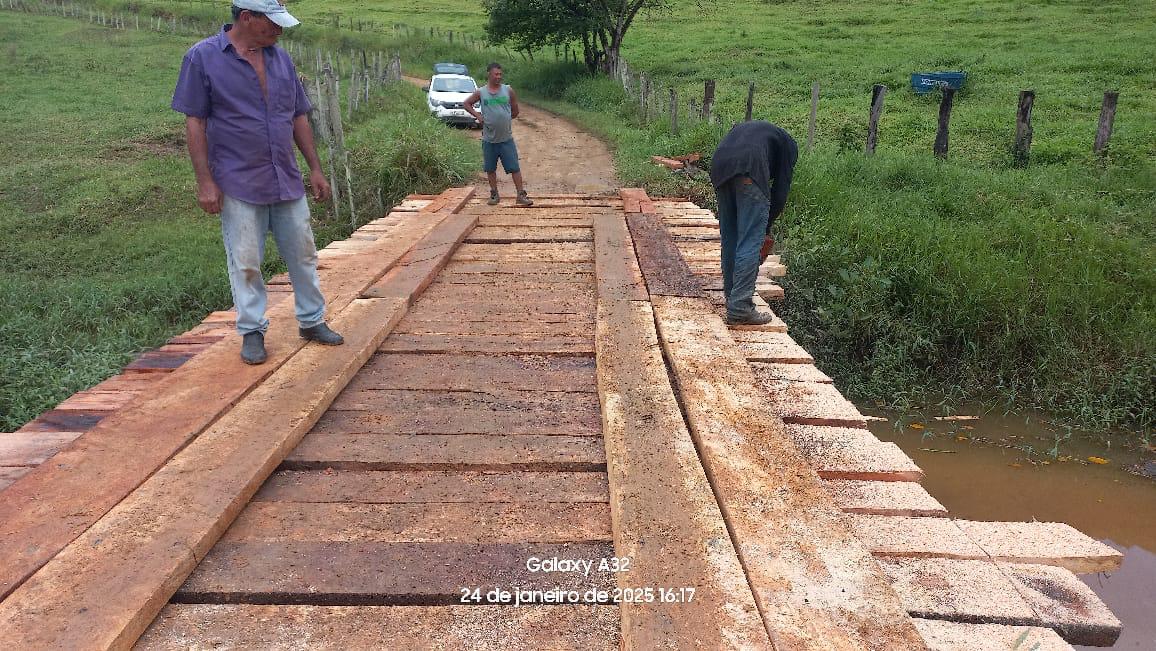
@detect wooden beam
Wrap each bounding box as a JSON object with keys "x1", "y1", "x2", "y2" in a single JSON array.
[
  {"x1": 592, "y1": 214, "x2": 770, "y2": 648},
  {"x1": 651, "y1": 294, "x2": 926, "y2": 650}
]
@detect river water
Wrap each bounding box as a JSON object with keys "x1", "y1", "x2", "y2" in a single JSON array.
[{"x1": 866, "y1": 411, "x2": 1155, "y2": 650}]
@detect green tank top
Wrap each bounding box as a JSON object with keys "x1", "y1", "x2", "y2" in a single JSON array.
[{"x1": 480, "y1": 84, "x2": 513, "y2": 143}]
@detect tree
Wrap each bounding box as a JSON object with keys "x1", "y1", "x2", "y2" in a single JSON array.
[{"x1": 484, "y1": 0, "x2": 670, "y2": 74}]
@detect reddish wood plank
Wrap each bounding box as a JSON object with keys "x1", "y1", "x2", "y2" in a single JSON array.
[
  {"x1": 175, "y1": 541, "x2": 616, "y2": 604},
  {"x1": 379, "y1": 333, "x2": 594, "y2": 355},
  {"x1": 221, "y1": 502, "x2": 611, "y2": 543},
  {"x1": 287, "y1": 434, "x2": 606, "y2": 471},
  {"x1": 254, "y1": 470, "x2": 609, "y2": 503},
  {"x1": 138, "y1": 604, "x2": 620, "y2": 650},
  {"x1": 0, "y1": 432, "x2": 84, "y2": 466},
  {"x1": 349, "y1": 353, "x2": 596, "y2": 393}
]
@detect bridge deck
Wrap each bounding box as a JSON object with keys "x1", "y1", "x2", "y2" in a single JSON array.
[{"x1": 0, "y1": 189, "x2": 1120, "y2": 650}]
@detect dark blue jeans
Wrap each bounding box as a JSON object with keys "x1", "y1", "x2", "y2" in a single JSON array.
[{"x1": 715, "y1": 177, "x2": 769, "y2": 318}]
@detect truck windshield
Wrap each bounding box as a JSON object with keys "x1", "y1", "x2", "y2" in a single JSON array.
[{"x1": 431, "y1": 78, "x2": 476, "y2": 93}]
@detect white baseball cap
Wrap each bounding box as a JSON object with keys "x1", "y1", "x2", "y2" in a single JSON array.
[{"x1": 232, "y1": 0, "x2": 300, "y2": 28}]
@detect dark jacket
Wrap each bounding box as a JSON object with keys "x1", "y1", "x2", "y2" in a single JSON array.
[{"x1": 709, "y1": 121, "x2": 798, "y2": 223}]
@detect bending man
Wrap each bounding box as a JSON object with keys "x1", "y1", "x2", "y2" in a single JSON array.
[
  {"x1": 172, "y1": 0, "x2": 343, "y2": 365},
  {"x1": 709, "y1": 120, "x2": 798, "y2": 325}
]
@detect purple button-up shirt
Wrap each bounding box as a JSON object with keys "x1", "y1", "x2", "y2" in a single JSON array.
[{"x1": 172, "y1": 25, "x2": 312, "y2": 205}]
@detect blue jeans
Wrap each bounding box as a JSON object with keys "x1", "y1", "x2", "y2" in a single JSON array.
[
  {"x1": 220, "y1": 195, "x2": 326, "y2": 335},
  {"x1": 482, "y1": 139, "x2": 520, "y2": 173},
  {"x1": 715, "y1": 177, "x2": 769, "y2": 318}
]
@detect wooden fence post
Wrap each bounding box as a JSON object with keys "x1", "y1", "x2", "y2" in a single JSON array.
[
  {"x1": 310, "y1": 73, "x2": 340, "y2": 221},
  {"x1": 1013, "y1": 90, "x2": 1035, "y2": 165},
  {"x1": 640, "y1": 74, "x2": 650, "y2": 122},
  {"x1": 670, "y1": 87, "x2": 679, "y2": 135},
  {"x1": 1093, "y1": 91, "x2": 1118, "y2": 154},
  {"x1": 934, "y1": 87, "x2": 955, "y2": 159},
  {"x1": 745, "y1": 83, "x2": 755, "y2": 121},
  {"x1": 866, "y1": 84, "x2": 887, "y2": 154},
  {"x1": 807, "y1": 82, "x2": 819, "y2": 151},
  {"x1": 702, "y1": 79, "x2": 715, "y2": 122},
  {"x1": 323, "y1": 65, "x2": 356, "y2": 226}
]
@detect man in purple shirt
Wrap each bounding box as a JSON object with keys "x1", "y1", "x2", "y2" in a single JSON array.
[{"x1": 172, "y1": 0, "x2": 343, "y2": 365}]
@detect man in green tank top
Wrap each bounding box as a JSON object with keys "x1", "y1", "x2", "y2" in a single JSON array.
[{"x1": 464, "y1": 63, "x2": 533, "y2": 206}]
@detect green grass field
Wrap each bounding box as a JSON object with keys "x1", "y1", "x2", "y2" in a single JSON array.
[
  {"x1": 0, "y1": 11, "x2": 474, "y2": 430},
  {"x1": 8, "y1": 1, "x2": 1155, "y2": 434}
]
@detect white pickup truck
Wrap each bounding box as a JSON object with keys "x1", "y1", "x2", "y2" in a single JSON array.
[{"x1": 426, "y1": 74, "x2": 480, "y2": 127}]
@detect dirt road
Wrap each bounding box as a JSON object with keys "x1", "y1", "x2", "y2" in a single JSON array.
[{"x1": 408, "y1": 77, "x2": 619, "y2": 197}]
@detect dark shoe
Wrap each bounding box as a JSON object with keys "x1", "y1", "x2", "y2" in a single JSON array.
[
  {"x1": 515, "y1": 191, "x2": 534, "y2": 206},
  {"x1": 487, "y1": 190, "x2": 500, "y2": 206},
  {"x1": 241, "y1": 332, "x2": 267, "y2": 365},
  {"x1": 299, "y1": 322, "x2": 345, "y2": 345},
  {"x1": 726, "y1": 310, "x2": 775, "y2": 326}
]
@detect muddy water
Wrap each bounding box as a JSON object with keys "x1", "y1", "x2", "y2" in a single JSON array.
[{"x1": 866, "y1": 412, "x2": 1156, "y2": 650}]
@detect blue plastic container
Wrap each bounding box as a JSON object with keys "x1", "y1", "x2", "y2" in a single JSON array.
[{"x1": 911, "y1": 71, "x2": 967, "y2": 94}]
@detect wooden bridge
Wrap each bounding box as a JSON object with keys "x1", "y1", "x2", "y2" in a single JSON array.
[{"x1": 0, "y1": 188, "x2": 1123, "y2": 649}]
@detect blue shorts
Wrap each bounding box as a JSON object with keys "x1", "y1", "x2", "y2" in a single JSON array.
[{"x1": 482, "y1": 139, "x2": 520, "y2": 174}]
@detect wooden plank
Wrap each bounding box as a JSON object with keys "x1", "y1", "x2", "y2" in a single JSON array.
[
  {"x1": 879, "y1": 557, "x2": 1039, "y2": 626},
  {"x1": 419, "y1": 284, "x2": 595, "y2": 302},
  {"x1": 467, "y1": 226, "x2": 592, "y2": 242},
  {"x1": 15, "y1": 408, "x2": 105, "y2": 432},
  {"x1": 54, "y1": 391, "x2": 140, "y2": 412},
  {"x1": 787, "y1": 424, "x2": 925, "y2": 481},
  {"x1": 750, "y1": 361, "x2": 832, "y2": 384},
  {"x1": 759, "y1": 378, "x2": 868, "y2": 427},
  {"x1": 138, "y1": 604, "x2": 620, "y2": 649},
  {"x1": 0, "y1": 467, "x2": 31, "y2": 491},
  {"x1": 650, "y1": 295, "x2": 926, "y2": 649},
  {"x1": 911, "y1": 619, "x2": 1071, "y2": 651},
  {"x1": 0, "y1": 189, "x2": 472, "y2": 602},
  {"x1": 359, "y1": 212, "x2": 479, "y2": 305},
  {"x1": 998, "y1": 562, "x2": 1121, "y2": 646},
  {"x1": 454, "y1": 242, "x2": 594, "y2": 261},
  {"x1": 955, "y1": 521, "x2": 1123, "y2": 574},
  {"x1": 737, "y1": 333, "x2": 814, "y2": 364},
  {"x1": 379, "y1": 333, "x2": 594, "y2": 355},
  {"x1": 477, "y1": 216, "x2": 593, "y2": 227},
  {"x1": 287, "y1": 433, "x2": 606, "y2": 471},
  {"x1": 349, "y1": 353, "x2": 596, "y2": 393},
  {"x1": 255, "y1": 470, "x2": 608, "y2": 503},
  {"x1": 444, "y1": 260, "x2": 596, "y2": 274},
  {"x1": 0, "y1": 431, "x2": 83, "y2": 466},
  {"x1": 175, "y1": 541, "x2": 616, "y2": 604},
  {"x1": 593, "y1": 217, "x2": 769, "y2": 646},
  {"x1": 325, "y1": 393, "x2": 596, "y2": 432},
  {"x1": 822, "y1": 479, "x2": 947, "y2": 516},
  {"x1": 846, "y1": 514, "x2": 988, "y2": 559},
  {"x1": 881, "y1": 558, "x2": 1121, "y2": 647},
  {"x1": 438, "y1": 270, "x2": 595, "y2": 284},
  {"x1": 591, "y1": 213, "x2": 648, "y2": 301},
  {"x1": 221, "y1": 502, "x2": 611, "y2": 543},
  {"x1": 393, "y1": 318, "x2": 593, "y2": 337},
  {"x1": 624, "y1": 212, "x2": 705, "y2": 298}
]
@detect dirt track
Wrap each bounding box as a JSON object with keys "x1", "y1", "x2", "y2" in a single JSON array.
[{"x1": 407, "y1": 77, "x2": 619, "y2": 197}]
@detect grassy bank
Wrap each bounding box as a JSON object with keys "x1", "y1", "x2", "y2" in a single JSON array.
[
  {"x1": 0, "y1": 12, "x2": 474, "y2": 430},
  {"x1": 517, "y1": 71, "x2": 1154, "y2": 434}
]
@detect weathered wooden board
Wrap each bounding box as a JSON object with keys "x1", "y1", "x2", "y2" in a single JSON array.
[
  {"x1": 379, "y1": 334, "x2": 594, "y2": 355},
  {"x1": 624, "y1": 212, "x2": 705, "y2": 298},
  {"x1": 286, "y1": 433, "x2": 606, "y2": 471},
  {"x1": 955, "y1": 521, "x2": 1123, "y2": 574},
  {"x1": 787, "y1": 424, "x2": 924, "y2": 481},
  {"x1": 175, "y1": 541, "x2": 616, "y2": 604},
  {"x1": 593, "y1": 214, "x2": 769, "y2": 648},
  {"x1": 0, "y1": 431, "x2": 84, "y2": 467},
  {"x1": 911, "y1": 619, "x2": 1072, "y2": 651},
  {"x1": 138, "y1": 604, "x2": 620, "y2": 649},
  {"x1": 349, "y1": 353, "x2": 596, "y2": 393},
  {"x1": 758, "y1": 378, "x2": 868, "y2": 427},
  {"x1": 219, "y1": 502, "x2": 611, "y2": 544},
  {"x1": 650, "y1": 295, "x2": 926, "y2": 650},
  {"x1": 254, "y1": 470, "x2": 608, "y2": 504},
  {"x1": 822, "y1": 479, "x2": 947, "y2": 516}
]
